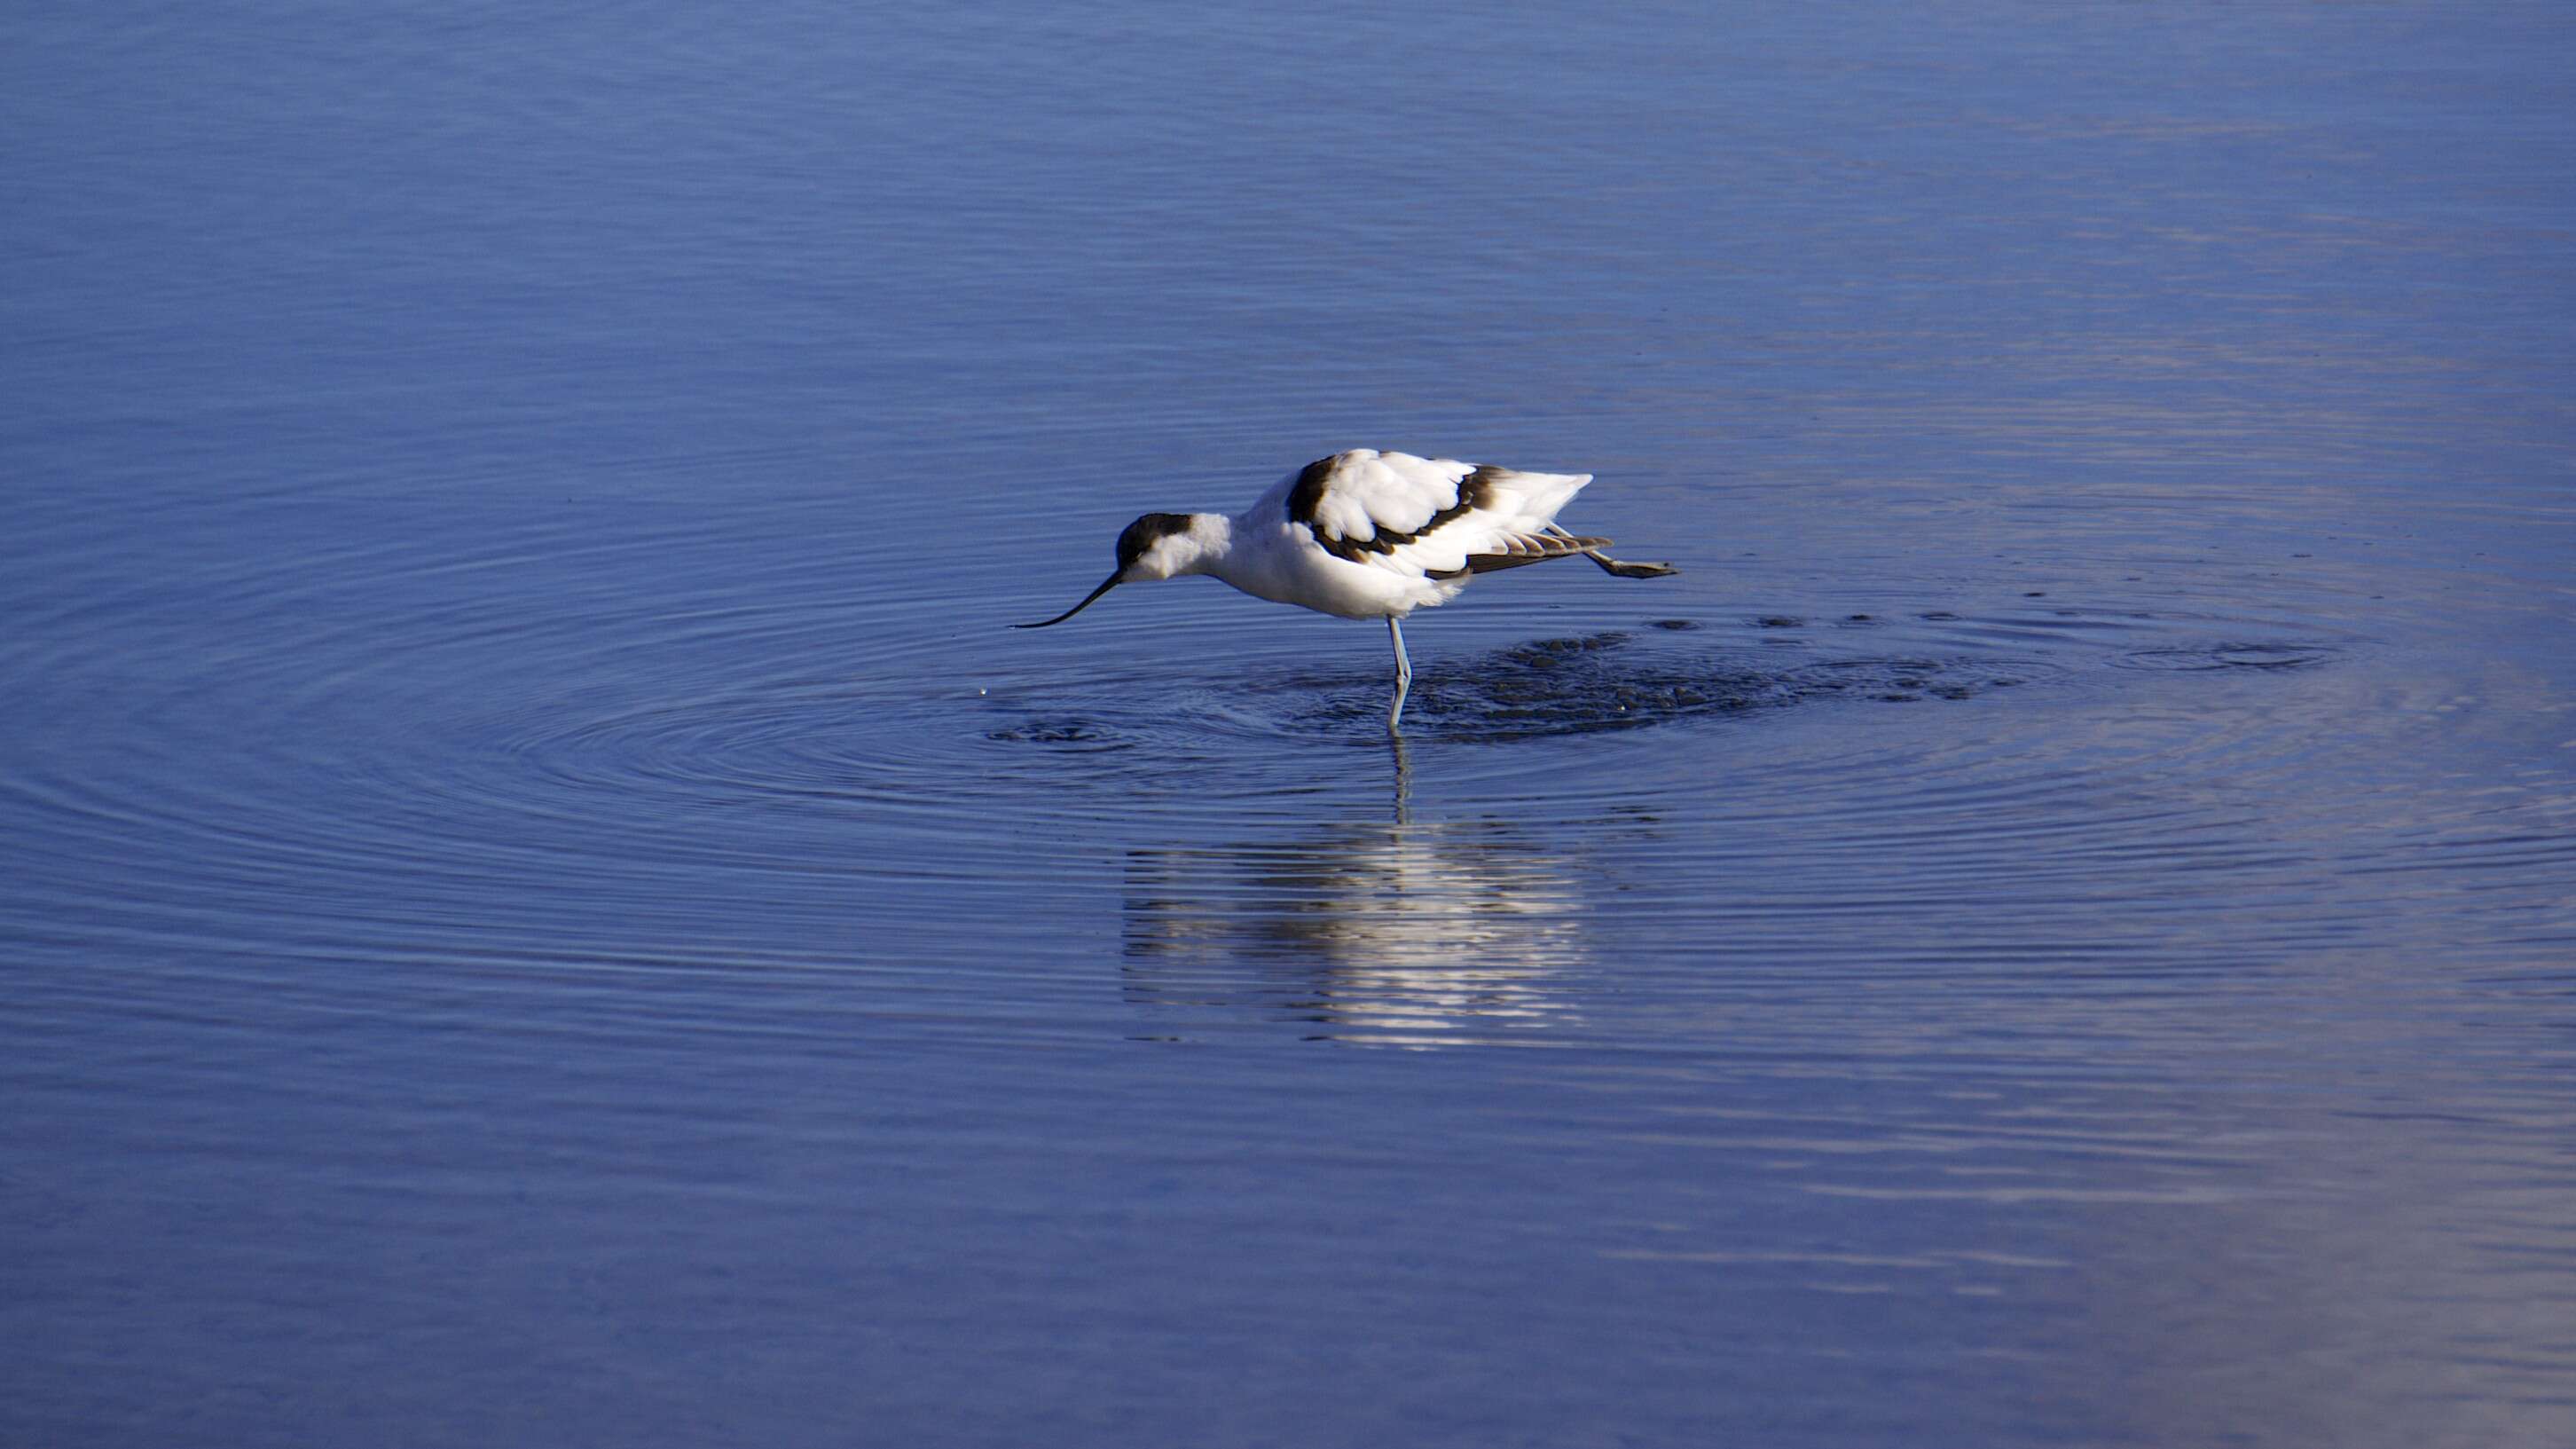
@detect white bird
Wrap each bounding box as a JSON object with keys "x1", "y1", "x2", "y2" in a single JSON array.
[{"x1": 1014, "y1": 448, "x2": 1677, "y2": 731}]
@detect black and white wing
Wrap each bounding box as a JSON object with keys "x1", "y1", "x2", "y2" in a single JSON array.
[{"x1": 1277, "y1": 449, "x2": 1606, "y2": 578}]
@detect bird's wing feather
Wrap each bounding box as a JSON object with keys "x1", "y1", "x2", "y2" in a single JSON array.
[
  {"x1": 1290, "y1": 451, "x2": 1473, "y2": 541},
  {"x1": 1285, "y1": 450, "x2": 1596, "y2": 576}
]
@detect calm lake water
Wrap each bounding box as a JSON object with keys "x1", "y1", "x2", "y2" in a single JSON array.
[{"x1": 7, "y1": 3, "x2": 2573, "y2": 1445}]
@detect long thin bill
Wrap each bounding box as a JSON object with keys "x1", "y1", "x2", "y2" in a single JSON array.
[{"x1": 1010, "y1": 573, "x2": 1121, "y2": 628}]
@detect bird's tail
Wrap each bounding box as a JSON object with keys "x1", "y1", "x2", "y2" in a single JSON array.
[{"x1": 1472, "y1": 467, "x2": 1593, "y2": 530}]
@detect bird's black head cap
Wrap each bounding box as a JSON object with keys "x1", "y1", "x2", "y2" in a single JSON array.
[{"x1": 1117, "y1": 512, "x2": 1197, "y2": 570}]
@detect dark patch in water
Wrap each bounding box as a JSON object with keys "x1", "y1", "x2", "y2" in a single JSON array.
[
  {"x1": 1002, "y1": 623, "x2": 2329, "y2": 747},
  {"x1": 1755, "y1": 615, "x2": 1805, "y2": 629},
  {"x1": 1781, "y1": 657, "x2": 2005, "y2": 711},
  {"x1": 2114, "y1": 643, "x2": 2339, "y2": 673},
  {"x1": 1273, "y1": 634, "x2": 2046, "y2": 742},
  {"x1": 1650, "y1": 618, "x2": 1700, "y2": 632},
  {"x1": 989, "y1": 718, "x2": 1135, "y2": 749},
  {"x1": 1496, "y1": 632, "x2": 1630, "y2": 669}
]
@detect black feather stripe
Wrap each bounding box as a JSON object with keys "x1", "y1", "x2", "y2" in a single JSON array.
[{"x1": 1284, "y1": 455, "x2": 1339, "y2": 530}]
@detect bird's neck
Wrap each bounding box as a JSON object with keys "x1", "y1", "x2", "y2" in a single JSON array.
[{"x1": 1167, "y1": 512, "x2": 1236, "y2": 578}]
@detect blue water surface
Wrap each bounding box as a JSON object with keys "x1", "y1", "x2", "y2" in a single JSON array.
[{"x1": 5, "y1": 4, "x2": 2573, "y2": 1445}]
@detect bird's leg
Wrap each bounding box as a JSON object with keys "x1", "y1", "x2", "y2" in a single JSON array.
[
  {"x1": 1545, "y1": 524, "x2": 1678, "y2": 579},
  {"x1": 1386, "y1": 615, "x2": 1412, "y2": 734},
  {"x1": 1388, "y1": 732, "x2": 1413, "y2": 826}
]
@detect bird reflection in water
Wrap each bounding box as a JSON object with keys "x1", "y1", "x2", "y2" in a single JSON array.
[{"x1": 1119, "y1": 739, "x2": 1590, "y2": 1045}]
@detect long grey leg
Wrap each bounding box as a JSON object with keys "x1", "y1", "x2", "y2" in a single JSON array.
[
  {"x1": 1545, "y1": 524, "x2": 1677, "y2": 579},
  {"x1": 1386, "y1": 615, "x2": 1412, "y2": 733},
  {"x1": 1388, "y1": 732, "x2": 1412, "y2": 824}
]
